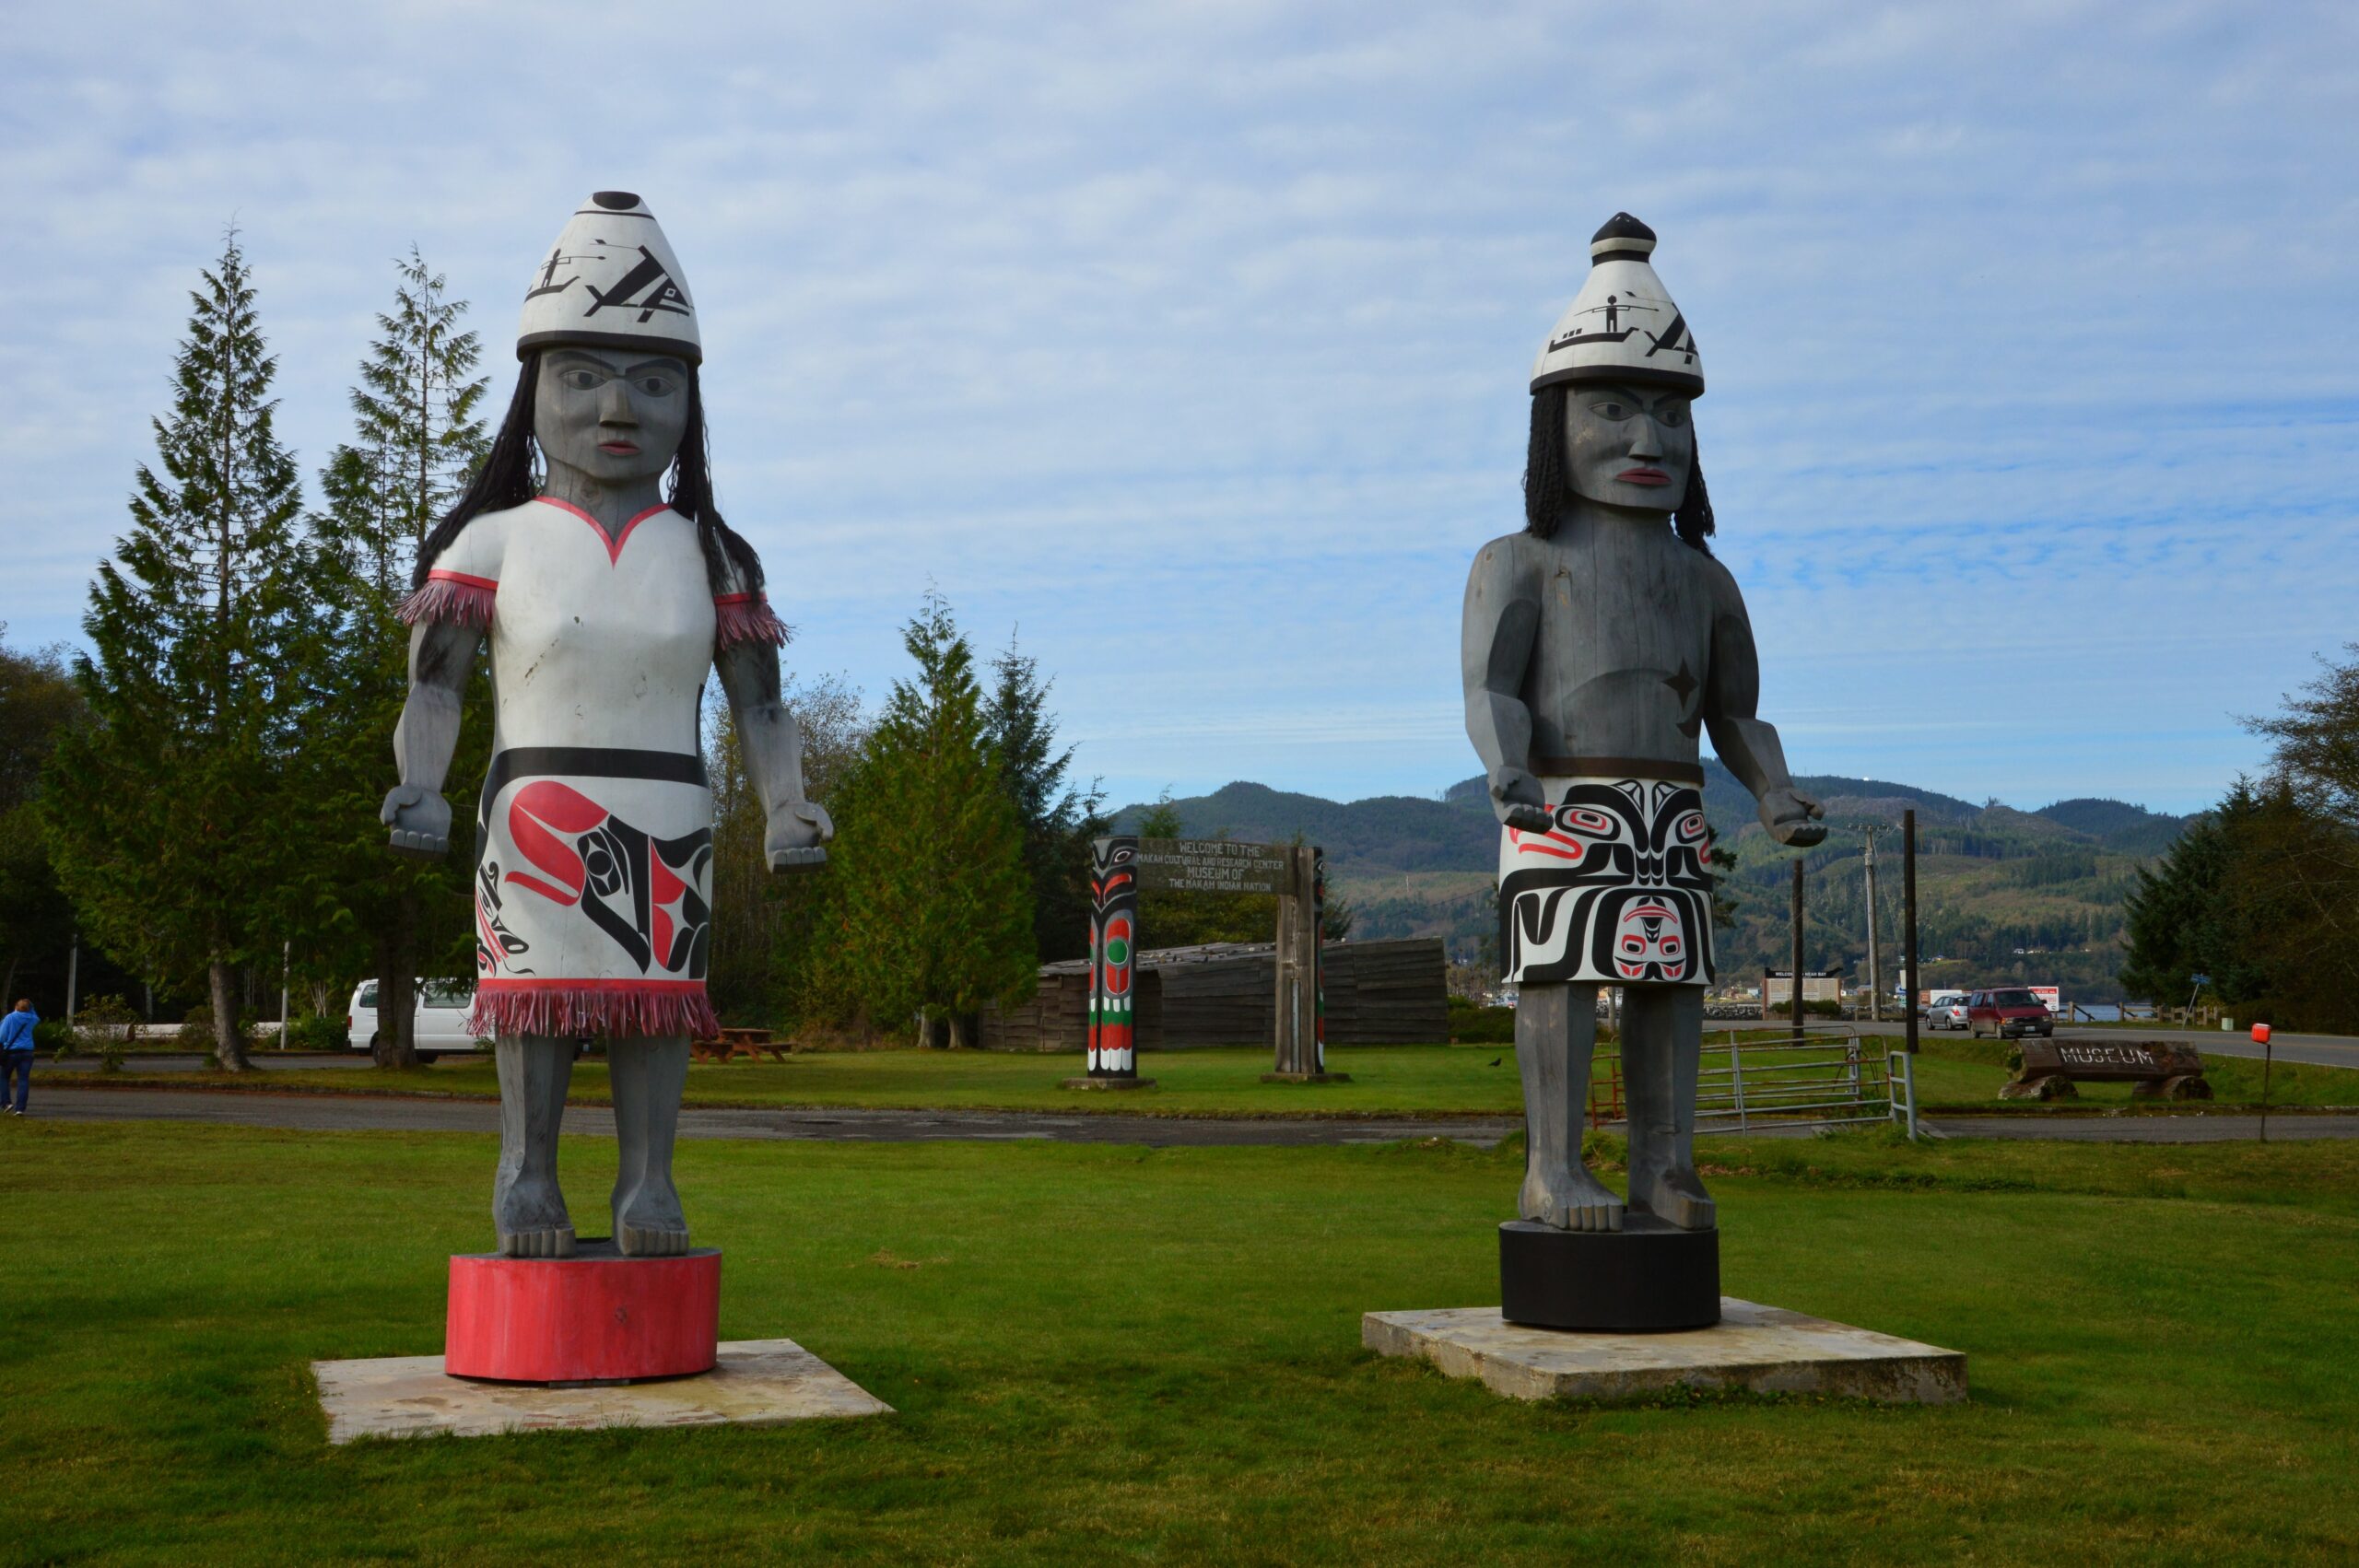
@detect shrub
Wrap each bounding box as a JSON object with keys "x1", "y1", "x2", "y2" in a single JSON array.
[
  {"x1": 35, "y1": 1019, "x2": 73, "y2": 1053},
  {"x1": 285, "y1": 1012, "x2": 348, "y2": 1051},
  {"x1": 1448, "y1": 1005, "x2": 1517, "y2": 1044},
  {"x1": 74, "y1": 993, "x2": 139, "y2": 1073}
]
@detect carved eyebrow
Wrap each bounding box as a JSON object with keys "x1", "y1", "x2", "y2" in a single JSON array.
[{"x1": 543, "y1": 348, "x2": 686, "y2": 377}]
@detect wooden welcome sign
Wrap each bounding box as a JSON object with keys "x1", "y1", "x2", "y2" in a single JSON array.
[{"x1": 1083, "y1": 837, "x2": 1333, "y2": 1087}]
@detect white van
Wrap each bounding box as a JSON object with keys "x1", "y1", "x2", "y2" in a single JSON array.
[{"x1": 347, "y1": 979, "x2": 489, "y2": 1061}]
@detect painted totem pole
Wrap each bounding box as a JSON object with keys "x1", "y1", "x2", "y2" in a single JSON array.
[
  {"x1": 1461, "y1": 214, "x2": 1825, "y2": 1329},
  {"x1": 1086, "y1": 837, "x2": 1140, "y2": 1079},
  {"x1": 384, "y1": 193, "x2": 831, "y2": 1320}
]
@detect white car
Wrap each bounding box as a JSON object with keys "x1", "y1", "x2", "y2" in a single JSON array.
[
  {"x1": 1929, "y1": 999, "x2": 1971, "y2": 1031},
  {"x1": 347, "y1": 979, "x2": 489, "y2": 1061}
]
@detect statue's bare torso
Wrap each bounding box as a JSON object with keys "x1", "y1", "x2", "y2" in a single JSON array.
[{"x1": 1463, "y1": 519, "x2": 1739, "y2": 770}]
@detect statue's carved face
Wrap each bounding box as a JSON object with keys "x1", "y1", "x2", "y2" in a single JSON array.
[
  {"x1": 534, "y1": 347, "x2": 691, "y2": 486},
  {"x1": 1563, "y1": 381, "x2": 1693, "y2": 513}
]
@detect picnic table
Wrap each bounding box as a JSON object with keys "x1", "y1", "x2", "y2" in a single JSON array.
[{"x1": 690, "y1": 1026, "x2": 792, "y2": 1064}]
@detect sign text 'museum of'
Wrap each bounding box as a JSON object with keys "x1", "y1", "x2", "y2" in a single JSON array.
[{"x1": 1133, "y1": 838, "x2": 1293, "y2": 895}]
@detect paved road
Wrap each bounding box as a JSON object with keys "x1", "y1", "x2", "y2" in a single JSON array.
[
  {"x1": 24, "y1": 1088, "x2": 1524, "y2": 1148},
  {"x1": 22, "y1": 1088, "x2": 2359, "y2": 1146},
  {"x1": 59, "y1": 1028, "x2": 2359, "y2": 1077},
  {"x1": 1922, "y1": 1113, "x2": 2359, "y2": 1141},
  {"x1": 47, "y1": 1053, "x2": 376, "y2": 1073}
]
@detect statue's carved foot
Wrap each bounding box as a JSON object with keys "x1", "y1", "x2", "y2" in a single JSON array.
[
  {"x1": 1521, "y1": 1166, "x2": 1624, "y2": 1232},
  {"x1": 498, "y1": 1224, "x2": 578, "y2": 1258},
  {"x1": 1631, "y1": 1167, "x2": 1716, "y2": 1231},
  {"x1": 614, "y1": 1176, "x2": 688, "y2": 1257},
  {"x1": 496, "y1": 1174, "x2": 575, "y2": 1258}
]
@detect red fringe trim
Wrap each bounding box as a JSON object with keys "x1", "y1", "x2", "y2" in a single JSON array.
[
  {"x1": 398, "y1": 576, "x2": 498, "y2": 628},
  {"x1": 469, "y1": 986, "x2": 721, "y2": 1041},
  {"x1": 714, "y1": 592, "x2": 789, "y2": 649}
]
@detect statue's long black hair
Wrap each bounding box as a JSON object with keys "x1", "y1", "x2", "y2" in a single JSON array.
[
  {"x1": 1521, "y1": 383, "x2": 1714, "y2": 554},
  {"x1": 413, "y1": 353, "x2": 766, "y2": 594}
]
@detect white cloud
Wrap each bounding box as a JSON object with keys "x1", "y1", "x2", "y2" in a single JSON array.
[{"x1": 5, "y1": 1, "x2": 2354, "y2": 815}]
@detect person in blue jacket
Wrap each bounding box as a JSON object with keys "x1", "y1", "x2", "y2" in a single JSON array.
[{"x1": 1, "y1": 999, "x2": 38, "y2": 1115}]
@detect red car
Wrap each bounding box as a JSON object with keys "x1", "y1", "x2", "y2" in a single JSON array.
[{"x1": 1967, "y1": 988, "x2": 2052, "y2": 1039}]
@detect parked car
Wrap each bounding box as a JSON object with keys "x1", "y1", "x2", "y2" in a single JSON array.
[
  {"x1": 1929, "y1": 998, "x2": 1971, "y2": 1031},
  {"x1": 1967, "y1": 988, "x2": 2053, "y2": 1039},
  {"x1": 347, "y1": 979, "x2": 488, "y2": 1061}
]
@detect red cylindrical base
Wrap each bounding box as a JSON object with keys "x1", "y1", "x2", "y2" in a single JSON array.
[{"x1": 444, "y1": 1244, "x2": 721, "y2": 1383}]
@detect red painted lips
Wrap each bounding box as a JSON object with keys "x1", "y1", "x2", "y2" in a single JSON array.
[{"x1": 1617, "y1": 467, "x2": 1671, "y2": 486}]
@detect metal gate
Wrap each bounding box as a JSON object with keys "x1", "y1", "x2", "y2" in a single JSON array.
[{"x1": 1588, "y1": 1025, "x2": 1918, "y2": 1135}]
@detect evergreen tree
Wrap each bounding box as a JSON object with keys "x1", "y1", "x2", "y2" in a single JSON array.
[
  {"x1": 2118, "y1": 787, "x2": 2271, "y2": 1009},
  {"x1": 0, "y1": 636, "x2": 83, "y2": 1000},
  {"x1": 983, "y1": 636, "x2": 1108, "y2": 963},
  {"x1": 44, "y1": 232, "x2": 323, "y2": 1069},
  {"x1": 704, "y1": 673, "x2": 866, "y2": 1025},
  {"x1": 305, "y1": 251, "x2": 490, "y2": 1066},
  {"x1": 814, "y1": 593, "x2": 1034, "y2": 1045}
]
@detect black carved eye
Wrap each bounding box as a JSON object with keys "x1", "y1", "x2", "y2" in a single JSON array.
[
  {"x1": 560, "y1": 367, "x2": 604, "y2": 392},
  {"x1": 582, "y1": 830, "x2": 627, "y2": 897},
  {"x1": 635, "y1": 372, "x2": 677, "y2": 397}
]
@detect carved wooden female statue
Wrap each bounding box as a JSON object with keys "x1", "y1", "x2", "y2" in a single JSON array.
[{"x1": 382, "y1": 193, "x2": 831, "y2": 1258}]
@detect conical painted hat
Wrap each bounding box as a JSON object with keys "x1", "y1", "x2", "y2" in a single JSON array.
[
  {"x1": 516, "y1": 191, "x2": 700, "y2": 365},
  {"x1": 1529, "y1": 214, "x2": 1701, "y2": 397}
]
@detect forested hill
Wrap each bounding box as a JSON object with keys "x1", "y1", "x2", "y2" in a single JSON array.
[{"x1": 1112, "y1": 766, "x2": 2189, "y2": 1001}]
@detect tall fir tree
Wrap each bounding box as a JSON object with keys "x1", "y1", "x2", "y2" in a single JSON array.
[
  {"x1": 813, "y1": 594, "x2": 1034, "y2": 1044},
  {"x1": 45, "y1": 231, "x2": 325, "y2": 1069},
  {"x1": 0, "y1": 636, "x2": 84, "y2": 1003},
  {"x1": 307, "y1": 249, "x2": 491, "y2": 1065},
  {"x1": 983, "y1": 636, "x2": 1107, "y2": 963},
  {"x1": 704, "y1": 673, "x2": 866, "y2": 1025},
  {"x1": 2118, "y1": 786, "x2": 2271, "y2": 1010}
]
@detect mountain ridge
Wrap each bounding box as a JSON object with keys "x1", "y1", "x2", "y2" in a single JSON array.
[{"x1": 1110, "y1": 766, "x2": 2189, "y2": 1000}]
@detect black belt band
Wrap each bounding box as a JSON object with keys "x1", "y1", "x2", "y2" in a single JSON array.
[
  {"x1": 483, "y1": 746, "x2": 709, "y2": 802},
  {"x1": 1531, "y1": 755, "x2": 1706, "y2": 786}
]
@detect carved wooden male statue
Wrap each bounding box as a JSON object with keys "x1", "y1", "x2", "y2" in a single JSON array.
[
  {"x1": 1462, "y1": 214, "x2": 1825, "y2": 1235},
  {"x1": 382, "y1": 193, "x2": 830, "y2": 1258}
]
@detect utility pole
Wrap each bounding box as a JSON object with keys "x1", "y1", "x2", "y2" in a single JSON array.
[
  {"x1": 65, "y1": 932, "x2": 80, "y2": 1030},
  {"x1": 1790, "y1": 859, "x2": 1806, "y2": 1047},
  {"x1": 1903, "y1": 811, "x2": 1920, "y2": 1057},
  {"x1": 1862, "y1": 826, "x2": 1884, "y2": 1024}
]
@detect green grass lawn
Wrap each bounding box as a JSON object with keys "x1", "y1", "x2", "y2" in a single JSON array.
[{"x1": 4, "y1": 1121, "x2": 2356, "y2": 1563}]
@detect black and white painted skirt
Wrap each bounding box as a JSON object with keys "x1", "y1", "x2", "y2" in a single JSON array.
[{"x1": 1497, "y1": 770, "x2": 1715, "y2": 987}]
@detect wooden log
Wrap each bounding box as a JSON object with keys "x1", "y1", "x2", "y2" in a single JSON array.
[{"x1": 2014, "y1": 1038, "x2": 2203, "y2": 1083}]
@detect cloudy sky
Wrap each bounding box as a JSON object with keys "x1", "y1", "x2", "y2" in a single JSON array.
[{"x1": 7, "y1": 2, "x2": 2354, "y2": 815}]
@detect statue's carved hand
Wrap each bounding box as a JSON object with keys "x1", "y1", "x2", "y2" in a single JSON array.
[
  {"x1": 767, "y1": 801, "x2": 835, "y2": 872},
  {"x1": 381, "y1": 785, "x2": 452, "y2": 860},
  {"x1": 1490, "y1": 768, "x2": 1554, "y2": 833},
  {"x1": 1759, "y1": 785, "x2": 1826, "y2": 847}
]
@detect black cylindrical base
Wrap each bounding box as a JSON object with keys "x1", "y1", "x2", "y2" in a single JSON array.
[{"x1": 1499, "y1": 1217, "x2": 1720, "y2": 1331}]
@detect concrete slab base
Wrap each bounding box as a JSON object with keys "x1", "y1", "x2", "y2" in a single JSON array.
[
  {"x1": 1364, "y1": 1298, "x2": 1966, "y2": 1404},
  {"x1": 1261, "y1": 1071, "x2": 1353, "y2": 1083},
  {"x1": 313, "y1": 1337, "x2": 893, "y2": 1444},
  {"x1": 1061, "y1": 1076, "x2": 1157, "y2": 1090}
]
